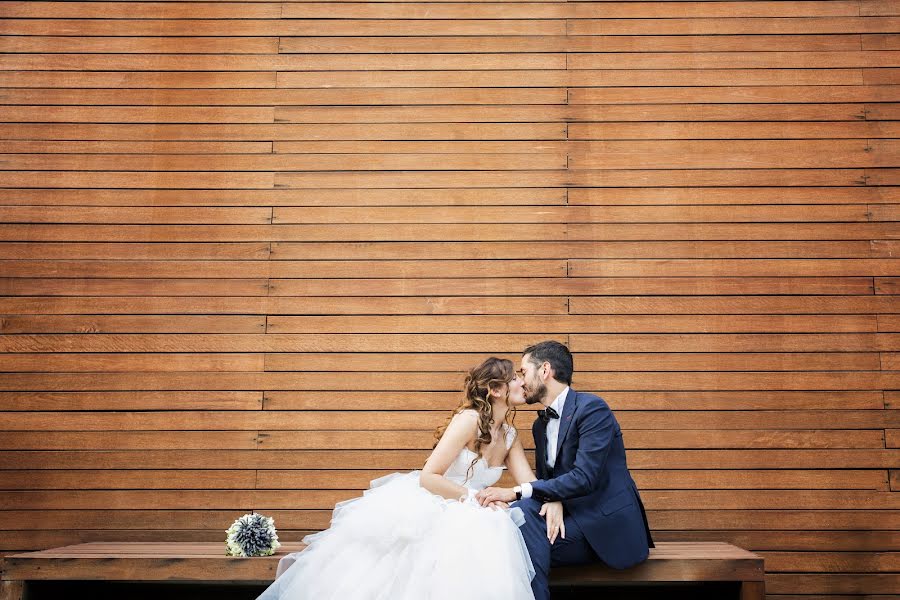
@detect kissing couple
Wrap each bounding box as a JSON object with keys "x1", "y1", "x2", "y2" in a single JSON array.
[{"x1": 257, "y1": 340, "x2": 655, "y2": 600}]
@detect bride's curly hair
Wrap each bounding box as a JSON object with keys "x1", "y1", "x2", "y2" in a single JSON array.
[{"x1": 433, "y1": 357, "x2": 518, "y2": 482}]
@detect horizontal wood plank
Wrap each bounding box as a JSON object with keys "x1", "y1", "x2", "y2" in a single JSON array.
[
  {"x1": 3, "y1": 509, "x2": 896, "y2": 532},
  {"x1": 0, "y1": 351, "x2": 880, "y2": 372},
  {"x1": 0, "y1": 489, "x2": 896, "y2": 510},
  {"x1": 0, "y1": 332, "x2": 889, "y2": 353},
  {"x1": 0, "y1": 449, "x2": 896, "y2": 470},
  {"x1": 0, "y1": 468, "x2": 886, "y2": 490},
  {"x1": 1, "y1": 410, "x2": 892, "y2": 431},
  {"x1": 0, "y1": 389, "x2": 881, "y2": 411}
]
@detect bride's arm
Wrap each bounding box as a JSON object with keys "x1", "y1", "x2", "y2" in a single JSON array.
[
  {"x1": 505, "y1": 435, "x2": 537, "y2": 485},
  {"x1": 419, "y1": 410, "x2": 478, "y2": 501}
]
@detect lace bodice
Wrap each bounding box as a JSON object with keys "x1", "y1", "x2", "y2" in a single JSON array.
[{"x1": 443, "y1": 424, "x2": 517, "y2": 490}]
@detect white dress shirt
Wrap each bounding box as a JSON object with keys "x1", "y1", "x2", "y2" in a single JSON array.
[{"x1": 520, "y1": 386, "x2": 569, "y2": 500}]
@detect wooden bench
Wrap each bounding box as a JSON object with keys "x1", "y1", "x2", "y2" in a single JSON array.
[{"x1": 1, "y1": 541, "x2": 764, "y2": 599}]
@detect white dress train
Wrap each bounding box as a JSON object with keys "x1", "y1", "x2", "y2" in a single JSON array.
[{"x1": 256, "y1": 424, "x2": 536, "y2": 600}]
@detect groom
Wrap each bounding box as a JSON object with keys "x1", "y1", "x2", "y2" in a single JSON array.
[{"x1": 477, "y1": 340, "x2": 654, "y2": 600}]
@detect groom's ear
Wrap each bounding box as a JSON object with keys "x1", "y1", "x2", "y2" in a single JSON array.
[{"x1": 541, "y1": 361, "x2": 554, "y2": 381}]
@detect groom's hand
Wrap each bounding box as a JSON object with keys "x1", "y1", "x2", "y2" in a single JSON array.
[
  {"x1": 540, "y1": 501, "x2": 566, "y2": 544},
  {"x1": 476, "y1": 486, "x2": 516, "y2": 506}
]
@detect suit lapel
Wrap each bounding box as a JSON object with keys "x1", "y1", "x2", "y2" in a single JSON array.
[{"x1": 555, "y1": 387, "x2": 578, "y2": 452}]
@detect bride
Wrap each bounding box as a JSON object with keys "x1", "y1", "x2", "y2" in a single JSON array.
[{"x1": 256, "y1": 357, "x2": 559, "y2": 600}]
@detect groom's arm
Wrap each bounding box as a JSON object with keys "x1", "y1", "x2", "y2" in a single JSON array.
[{"x1": 527, "y1": 399, "x2": 614, "y2": 502}]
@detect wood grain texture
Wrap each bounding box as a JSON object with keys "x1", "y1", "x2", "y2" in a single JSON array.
[
  {"x1": 0, "y1": 1, "x2": 896, "y2": 597},
  {"x1": 1, "y1": 541, "x2": 763, "y2": 585}
]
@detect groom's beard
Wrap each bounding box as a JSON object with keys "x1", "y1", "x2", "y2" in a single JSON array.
[{"x1": 524, "y1": 380, "x2": 547, "y2": 405}]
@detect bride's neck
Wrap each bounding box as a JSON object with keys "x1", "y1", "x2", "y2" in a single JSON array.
[{"x1": 490, "y1": 404, "x2": 508, "y2": 433}]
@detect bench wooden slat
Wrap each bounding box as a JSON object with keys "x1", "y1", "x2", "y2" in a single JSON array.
[
  {"x1": 10, "y1": 541, "x2": 744, "y2": 558},
  {"x1": 1, "y1": 541, "x2": 764, "y2": 585}
]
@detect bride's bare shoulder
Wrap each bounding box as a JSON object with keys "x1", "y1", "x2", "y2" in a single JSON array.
[
  {"x1": 453, "y1": 408, "x2": 480, "y2": 424},
  {"x1": 437, "y1": 409, "x2": 479, "y2": 445},
  {"x1": 445, "y1": 408, "x2": 479, "y2": 430}
]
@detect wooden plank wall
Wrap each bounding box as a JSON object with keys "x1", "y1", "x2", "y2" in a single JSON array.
[{"x1": 0, "y1": 0, "x2": 898, "y2": 597}]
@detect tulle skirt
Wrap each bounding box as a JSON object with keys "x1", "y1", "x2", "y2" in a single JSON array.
[{"x1": 256, "y1": 471, "x2": 536, "y2": 600}]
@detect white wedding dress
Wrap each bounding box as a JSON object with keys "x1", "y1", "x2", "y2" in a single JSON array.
[{"x1": 256, "y1": 424, "x2": 536, "y2": 600}]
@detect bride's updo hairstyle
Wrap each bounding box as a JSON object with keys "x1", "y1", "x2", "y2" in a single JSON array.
[{"x1": 433, "y1": 357, "x2": 517, "y2": 481}]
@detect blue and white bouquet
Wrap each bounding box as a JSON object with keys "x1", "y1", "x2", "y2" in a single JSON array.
[{"x1": 225, "y1": 512, "x2": 281, "y2": 557}]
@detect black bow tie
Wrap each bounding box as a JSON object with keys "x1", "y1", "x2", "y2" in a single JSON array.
[{"x1": 538, "y1": 406, "x2": 560, "y2": 423}]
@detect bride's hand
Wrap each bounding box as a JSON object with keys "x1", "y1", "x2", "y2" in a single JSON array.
[
  {"x1": 459, "y1": 488, "x2": 480, "y2": 506},
  {"x1": 539, "y1": 501, "x2": 565, "y2": 544}
]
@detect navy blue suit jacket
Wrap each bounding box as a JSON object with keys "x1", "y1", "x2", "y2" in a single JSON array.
[{"x1": 530, "y1": 388, "x2": 654, "y2": 569}]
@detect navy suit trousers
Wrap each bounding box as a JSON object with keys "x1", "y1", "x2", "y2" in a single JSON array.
[{"x1": 513, "y1": 497, "x2": 599, "y2": 600}]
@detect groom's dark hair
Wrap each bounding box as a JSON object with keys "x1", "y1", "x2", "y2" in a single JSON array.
[{"x1": 523, "y1": 340, "x2": 573, "y2": 385}]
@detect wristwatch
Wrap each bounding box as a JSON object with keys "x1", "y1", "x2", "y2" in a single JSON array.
[{"x1": 513, "y1": 485, "x2": 523, "y2": 500}]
